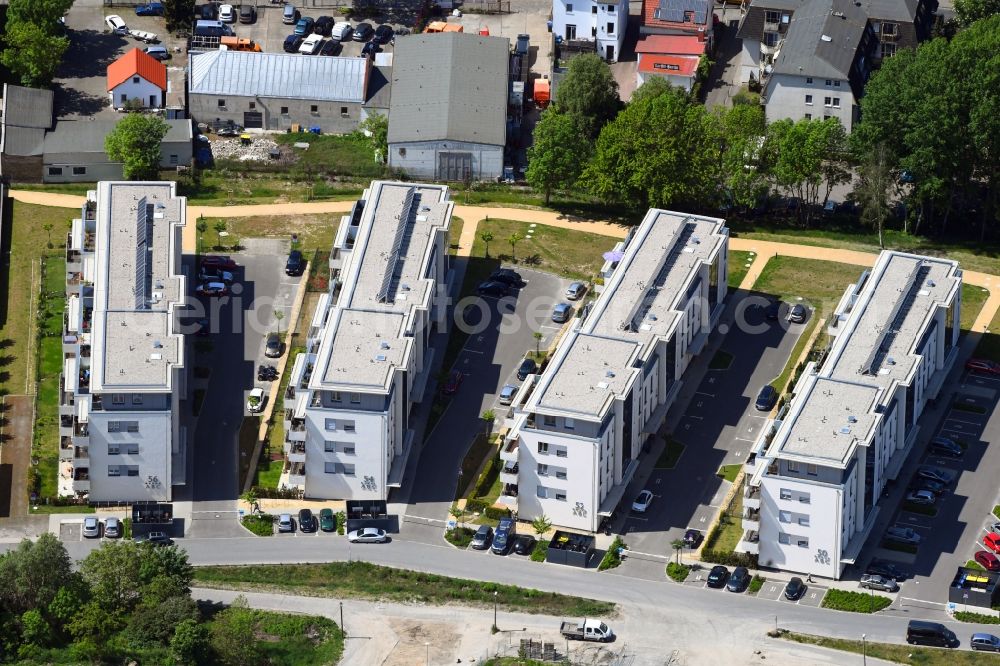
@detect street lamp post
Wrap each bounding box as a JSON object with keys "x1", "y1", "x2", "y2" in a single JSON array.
[
  {"x1": 424, "y1": 641, "x2": 430, "y2": 666},
  {"x1": 862, "y1": 634, "x2": 867, "y2": 666},
  {"x1": 493, "y1": 590, "x2": 498, "y2": 632}
]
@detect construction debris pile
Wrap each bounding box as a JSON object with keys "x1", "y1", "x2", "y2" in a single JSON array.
[{"x1": 209, "y1": 136, "x2": 282, "y2": 162}]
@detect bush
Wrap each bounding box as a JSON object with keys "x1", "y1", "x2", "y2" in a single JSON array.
[
  {"x1": 700, "y1": 549, "x2": 759, "y2": 568},
  {"x1": 241, "y1": 514, "x2": 275, "y2": 537},
  {"x1": 336, "y1": 511, "x2": 346, "y2": 535},
  {"x1": 748, "y1": 575, "x2": 765, "y2": 594},
  {"x1": 954, "y1": 611, "x2": 1000, "y2": 624},
  {"x1": 598, "y1": 537, "x2": 627, "y2": 571},
  {"x1": 445, "y1": 527, "x2": 475, "y2": 548},
  {"x1": 666, "y1": 562, "x2": 690, "y2": 582},
  {"x1": 530, "y1": 540, "x2": 549, "y2": 562},
  {"x1": 252, "y1": 486, "x2": 305, "y2": 500},
  {"x1": 821, "y1": 589, "x2": 892, "y2": 613}
]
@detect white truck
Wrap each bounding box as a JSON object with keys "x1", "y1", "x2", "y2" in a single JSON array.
[{"x1": 559, "y1": 618, "x2": 615, "y2": 642}]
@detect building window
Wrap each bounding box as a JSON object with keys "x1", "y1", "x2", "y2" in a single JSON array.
[
  {"x1": 556, "y1": 470, "x2": 567, "y2": 480},
  {"x1": 778, "y1": 532, "x2": 790, "y2": 544},
  {"x1": 556, "y1": 448, "x2": 567, "y2": 458},
  {"x1": 592, "y1": 26, "x2": 597, "y2": 37},
  {"x1": 779, "y1": 489, "x2": 792, "y2": 500},
  {"x1": 806, "y1": 77, "x2": 813, "y2": 84},
  {"x1": 121, "y1": 94, "x2": 127, "y2": 104},
  {"x1": 607, "y1": 4, "x2": 614, "y2": 11},
  {"x1": 799, "y1": 493, "x2": 811, "y2": 504},
  {"x1": 133, "y1": 77, "x2": 140, "y2": 84},
  {"x1": 127, "y1": 466, "x2": 139, "y2": 476},
  {"x1": 123, "y1": 443, "x2": 139, "y2": 455},
  {"x1": 218, "y1": 99, "x2": 226, "y2": 108},
  {"x1": 566, "y1": 3, "x2": 573, "y2": 11},
  {"x1": 350, "y1": 393, "x2": 361, "y2": 404},
  {"x1": 342, "y1": 445, "x2": 355, "y2": 455},
  {"x1": 310, "y1": 104, "x2": 319, "y2": 114},
  {"x1": 797, "y1": 538, "x2": 809, "y2": 548},
  {"x1": 565, "y1": 24, "x2": 576, "y2": 40},
  {"x1": 72, "y1": 167, "x2": 86, "y2": 176},
  {"x1": 833, "y1": 80, "x2": 841, "y2": 87},
  {"x1": 169, "y1": 154, "x2": 178, "y2": 165},
  {"x1": 805, "y1": 94, "x2": 813, "y2": 105},
  {"x1": 824, "y1": 97, "x2": 832, "y2": 107},
  {"x1": 765, "y1": 10, "x2": 779, "y2": 23},
  {"x1": 806, "y1": 464, "x2": 818, "y2": 475},
  {"x1": 324, "y1": 462, "x2": 356, "y2": 475},
  {"x1": 331, "y1": 392, "x2": 342, "y2": 402},
  {"x1": 787, "y1": 460, "x2": 799, "y2": 472},
  {"x1": 398, "y1": 148, "x2": 406, "y2": 157},
  {"x1": 555, "y1": 492, "x2": 567, "y2": 500},
  {"x1": 108, "y1": 466, "x2": 122, "y2": 477},
  {"x1": 340, "y1": 107, "x2": 349, "y2": 117},
  {"x1": 342, "y1": 421, "x2": 356, "y2": 432},
  {"x1": 47, "y1": 167, "x2": 62, "y2": 176},
  {"x1": 591, "y1": 5, "x2": 597, "y2": 12},
  {"x1": 683, "y1": 10, "x2": 693, "y2": 22},
  {"x1": 126, "y1": 422, "x2": 139, "y2": 433},
  {"x1": 108, "y1": 444, "x2": 120, "y2": 455},
  {"x1": 825, "y1": 79, "x2": 832, "y2": 86},
  {"x1": 606, "y1": 22, "x2": 614, "y2": 33},
  {"x1": 538, "y1": 442, "x2": 549, "y2": 454},
  {"x1": 882, "y1": 43, "x2": 896, "y2": 57},
  {"x1": 249, "y1": 102, "x2": 256, "y2": 109},
  {"x1": 832, "y1": 98, "x2": 841, "y2": 108},
  {"x1": 824, "y1": 115, "x2": 831, "y2": 120},
  {"x1": 112, "y1": 394, "x2": 126, "y2": 405},
  {"x1": 108, "y1": 421, "x2": 120, "y2": 433},
  {"x1": 543, "y1": 415, "x2": 556, "y2": 426},
  {"x1": 779, "y1": 511, "x2": 791, "y2": 523},
  {"x1": 805, "y1": 113, "x2": 812, "y2": 120},
  {"x1": 324, "y1": 418, "x2": 337, "y2": 431},
  {"x1": 536, "y1": 486, "x2": 548, "y2": 499},
  {"x1": 538, "y1": 464, "x2": 549, "y2": 476},
  {"x1": 763, "y1": 32, "x2": 779, "y2": 47},
  {"x1": 324, "y1": 441, "x2": 337, "y2": 453},
  {"x1": 132, "y1": 395, "x2": 143, "y2": 405},
  {"x1": 280, "y1": 106, "x2": 289, "y2": 115},
  {"x1": 564, "y1": 418, "x2": 575, "y2": 430},
  {"x1": 799, "y1": 516, "x2": 810, "y2": 527}
]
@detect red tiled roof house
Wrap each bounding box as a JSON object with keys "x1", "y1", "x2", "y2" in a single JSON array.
[
  {"x1": 635, "y1": 34, "x2": 706, "y2": 91},
  {"x1": 107, "y1": 48, "x2": 167, "y2": 110}
]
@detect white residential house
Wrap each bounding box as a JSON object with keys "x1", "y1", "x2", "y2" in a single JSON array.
[
  {"x1": 741, "y1": 251, "x2": 962, "y2": 579},
  {"x1": 60, "y1": 182, "x2": 188, "y2": 502},
  {"x1": 282, "y1": 181, "x2": 453, "y2": 500},
  {"x1": 552, "y1": 0, "x2": 629, "y2": 61},
  {"x1": 502, "y1": 209, "x2": 729, "y2": 532},
  {"x1": 107, "y1": 48, "x2": 167, "y2": 110}
]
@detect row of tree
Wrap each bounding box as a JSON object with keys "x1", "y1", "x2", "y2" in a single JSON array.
[{"x1": 1, "y1": 0, "x2": 73, "y2": 87}]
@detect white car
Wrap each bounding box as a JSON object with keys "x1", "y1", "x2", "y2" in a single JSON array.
[
  {"x1": 631, "y1": 489, "x2": 654, "y2": 513},
  {"x1": 299, "y1": 33, "x2": 323, "y2": 55},
  {"x1": 129, "y1": 29, "x2": 159, "y2": 44},
  {"x1": 105, "y1": 14, "x2": 128, "y2": 34},
  {"x1": 246, "y1": 387, "x2": 266, "y2": 413},
  {"x1": 83, "y1": 517, "x2": 101, "y2": 538},
  {"x1": 331, "y1": 22, "x2": 353, "y2": 41},
  {"x1": 219, "y1": 4, "x2": 236, "y2": 22},
  {"x1": 348, "y1": 527, "x2": 388, "y2": 543}
]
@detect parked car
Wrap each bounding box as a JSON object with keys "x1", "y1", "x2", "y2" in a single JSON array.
[
  {"x1": 917, "y1": 467, "x2": 953, "y2": 484},
  {"x1": 298, "y1": 509, "x2": 317, "y2": 533},
  {"x1": 201, "y1": 255, "x2": 237, "y2": 271},
  {"x1": 754, "y1": 385, "x2": 778, "y2": 411},
  {"x1": 284, "y1": 249, "x2": 305, "y2": 276},
  {"x1": 319, "y1": 508, "x2": 336, "y2": 532},
  {"x1": 198, "y1": 268, "x2": 234, "y2": 283},
  {"x1": 470, "y1": 524, "x2": 493, "y2": 550},
  {"x1": 331, "y1": 21, "x2": 353, "y2": 41},
  {"x1": 374, "y1": 24, "x2": 394, "y2": 44},
  {"x1": 490, "y1": 268, "x2": 523, "y2": 286},
  {"x1": 198, "y1": 3, "x2": 219, "y2": 20},
  {"x1": 282, "y1": 3, "x2": 299, "y2": 24},
  {"x1": 348, "y1": 527, "x2": 388, "y2": 543},
  {"x1": 885, "y1": 526, "x2": 921, "y2": 545},
  {"x1": 137, "y1": 532, "x2": 173, "y2": 546},
  {"x1": 966, "y1": 358, "x2": 1000, "y2": 375},
  {"x1": 295, "y1": 17, "x2": 315, "y2": 35},
  {"x1": 975, "y1": 550, "x2": 1000, "y2": 572},
  {"x1": 784, "y1": 577, "x2": 806, "y2": 600},
  {"x1": 788, "y1": 303, "x2": 807, "y2": 324},
  {"x1": 265, "y1": 333, "x2": 283, "y2": 358},
  {"x1": 83, "y1": 517, "x2": 101, "y2": 538},
  {"x1": 246, "y1": 387, "x2": 266, "y2": 414},
  {"x1": 298, "y1": 33, "x2": 323, "y2": 54},
  {"x1": 859, "y1": 574, "x2": 899, "y2": 592},
  {"x1": 492, "y1": 518, "x2": 516, "y2": 555},
  {"x1": 683, "y1": 529, "x2": 702, "y2": 548},
  {"x1": 442, "y1": 370, "x2": 464, "y2": 395},
  {"x1": 706, "y1": 565, "x2": 729, "y2": 588},
  {"x1": 726, "y1": 566, "x2": 751, "y2": 592},
  {"x1": 512, "y1": 534, "x2": 536, "y2": 555},
  {"x1": 985, "y1": 532, "x2": 1000, "y2": 554},
  {"x1": 631, "y1": 489, "x2": 653, "y2": 513},
  {"x1": 105, "y1": 14, "x2": 128, "y2": 34},
  {"x1": 319, "y1": 39, "x2": 342, "y2": 56},
  {"x1": 277, "y1": 514, "x2": 294, "y2": 532},
  {"x1": 498, "y1": 384, "x2": 517, "y2": 406},
  {"x1": 314, "y1": 15, "x2": 334, "y2": 35},
  {"x1": 560, "y1": 618, "x2": 614, "y2": 642},
  {"x1": 104, "y1": 517, "x2": 122, "y2": 538},
  {"x1": 515, "y1": 33, "x2": 529, "y2": 56},
  {"x1": 477, "y1": 281, "x2": 509, "y2": 298},
  {"x1": 353, "y1": 22, "x2": 374, "y2": 41},
  {"x1": 144, "y1": 45, "x2": 170, "y2": 61},
  {"x1": 135, "y1": 3, "x2": 164, "y2": 16},
  {"x1": 219, "y1": 4, "x2": 236, "y2": 22},
  {"x1": 566, "y1": 282, "x2": 587, "y2": 300},
  {"x1": 239, "y1": 5, "x2": 256, "y2": 23},
  {"x1": 361, "y1": 40, "x2": 381, "y2": 57},
  {"x1": 929, "y1": 437, "x2": 963, "y2": 457},
  {"x1": 910, "y1": 477, "x2": 947, "y2": 495},
  {"x1": 972, "y1": 633, "x2": 1000, "y2": 652},
  {"x1": 905, "y1": 489, "x2": 936, "y2": 505},
  {"x1": 866, "y1": 559, "x2": 909, "y2": 581},
  {"x1": 552, "y1": 302, "x2": 573, "y2": 323},
  {"x1": 906, "y1": 620, "x2": 958, "y2": 648},
  {"x1": 517, "y1": 358, "x2": 538, "y2": 381},
  {"x1": 196, "y1": 281, "x2": 228, "y2": 297}
]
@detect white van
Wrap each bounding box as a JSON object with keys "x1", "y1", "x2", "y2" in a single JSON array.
[{"x1": 331, "y1": 22, "x2": 353, "y2": 41}]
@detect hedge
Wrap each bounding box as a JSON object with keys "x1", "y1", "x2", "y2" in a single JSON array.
[
  {"x1": 666, "y1": 562, "x2": 690, "y2": 582},
  {"x1": 954, "y1": 611, "x2": 1000, "y2": 624},
  {"x1": 821, "y1": 589, "x2": 891, "y2": 613},
  {"x1": 463, "y1": 498, "x2": 511, "y2": 521},
  {"x1": 531, "y1": 540, "x2": 549, "y2": 562},
  {"x1": 700, "y1": 549, "x2": 759, "y2": 568},
  {"x1": 598, "y1": 537, "x2": 627, "y2": 571}
]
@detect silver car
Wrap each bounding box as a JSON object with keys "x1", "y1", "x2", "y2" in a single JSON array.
[
  {"x1": 859, "y1": 574, "x2": 898, "y2": 592},
  {"x1": 82, "y1": 517, "x2": 101, "y2": 538},
  {"x1": 277, "y1": 514, "x2": 294, "y2": 533},
  {"x1": 348, "y1": 527, "x2": 388, "y2": 543},
  {"x1": 565, "y1": 282, "x2": 586, "y2": 300},
  {"x1": 498, "y1": 384, "x2": 517, "y2": 406},
  {"x1": 104, "y1": 517, "x2": 122, "y2": 538},
  {"x1": 551, "y1": 302, "x2": 572, "y2": 323}
]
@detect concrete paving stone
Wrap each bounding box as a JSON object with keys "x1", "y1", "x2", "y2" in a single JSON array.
[{"x1": 60, "y1": 523, "x2": 81, "y2": 542}]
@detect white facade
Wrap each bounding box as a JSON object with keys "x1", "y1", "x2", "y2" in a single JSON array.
[
  {"x1": 552, "y1": 0, "x2": 629, "y2": 61},
  {"x1": 744, "y1": 251, "x2": 962, "y2": 578},
  {"x1": 504, "y1": 209, "x2": 729, "y2": 532},
  {"x1": 60, "y1": 182, "x2": 187, "y2": 502},
  {"x1": 284, "y1": 181, "x2": 453, "y2": 500},
  {"x1": 763, "y1": 74, "x2": 856, "y2": 130},
  {"x1": 387, "y1": 140, "x2": 504, "y2": 182},
  {"x1": 109, "y1": 76, "x2": 164, "y2": 110}
]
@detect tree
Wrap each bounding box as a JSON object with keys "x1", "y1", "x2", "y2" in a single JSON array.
[
  {"x1": 768, "y1": 117, "x2": 847, "y2": 226},
  {"x1": 480, "y1": 409, "x2": 495, "y2": 433},
  {"x1": 955, "y1": 0, "x2": 1000, "y2": 24},
  {"x1": 715, "y1": 104, "x2": 769, "y2": 211},
  {"x1": 854, "y1": 143, "x2": 895, "y2": 248},
  {"x1": 80, "y1": 542, "x2": 146, "y2": 614},
  {"x1": 214, "y1": 221, "x2": 228, "y2": 249},
  {"x1": 631, "y1": 77, "x2": 674, "y2": 104},
  {"x1": 0, "y1": 533, "x2": 75, "y2": 616},
  {"x1": 104, "y1": 114, "x2": 170, "y2": 180},
  {"x1": 480, "y1": 231, "x2": 494, "y2": 258},
  {"x1": 210, "y1": 597, "x2": 260, "y2": 666},
  {"x1": 0, "y1": 21, "x2": 68, "y2": 87},
  {"x1": 43, "y1": 223, "x2": 54, "y2": 249},
  {"x1": 553, "y1": 54, "x2": 621, "y2": 139},
  {"x1": 171, "y1": 618, "x2": 209, "y2": 665},
  {"x1": 533, "y1": 331, "x2": 544, "y2": 357},
  {"x1": 449, "y1": 504, "x2": 467, "y2": 527},
  {"x1": 507, "y1": 232, "x2": 523, "y2": 261},
  {"x1": 6, "y1": 0, "x2": 74, "y2": 34},
  {"x1": 19, "y1": 609, "x2": 53, "y2": 649},
  {"x1": 670, "y1": 539, "x2": 686, "y2": 566},
  {"x1": 126, "y1": 594, "x2": 198, "y2": 646},
  {"x1": 163, "y1": 0, "x2": 198, "y2": 32},
  {"x1": 531, "y1": 515, "x2": 552, "y2": 538},
  {"x1": 241, "y1": 488, "x2": 261, "y2": 515},
  {"x1": 274, "y1": 310, "x2": 284, "y2": 336},
  {"x1": 525, "y1": 109, "x2": 590, "y2": 204},
  {"x1": 359, "y1": 113, "x2": 389, "y2": 163}
]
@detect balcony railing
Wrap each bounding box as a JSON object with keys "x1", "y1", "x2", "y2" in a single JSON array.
[
  {"x1": 73, "y1": 423, "x2": 89, "y2": 437},
  {"x1": 500, "y1": 483, "x2": 518, "y2": 498},
  {"x1": 745, "y1": 485, "x2": 761, "y2": 500},
  {"x1": 289, "y1": 420, "x2": 305, "y2": 432},
  {"x1": 502, "y1": 462, "x2": 518, "y2": 474},
  {"x1": 289, "y1": 443, "x2": 305, "y2": 454}
]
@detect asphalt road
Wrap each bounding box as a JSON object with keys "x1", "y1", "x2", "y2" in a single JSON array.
[
  {"x1": 621, "y1": 295, "x2": 807, "y2": 556},
  {"x1": 402, "y1": 268, "x2": 571, "y2": 522}
]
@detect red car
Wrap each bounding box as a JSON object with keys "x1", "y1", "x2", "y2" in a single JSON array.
[
  {"x1": 200, "y1": 255, "x2": 237, "y2": 272},
  {"x1": 984, "y1": 532, "x2": 1000, "y2": 554},
  {"x1": 975, "y1": 550, "x2": 1000, "y2": 572},
  {"x1": 442, "y1": 369, "x2": 463, "y2": 395},
  {"x1": 966, "y1": 358, "x2": 1000, "y2": 376}
]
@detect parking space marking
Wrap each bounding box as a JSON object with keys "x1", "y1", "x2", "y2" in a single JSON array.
[
  {"x1": 798, "y1": 586, "x2": 828, "y2": 607},
  {"x1": 757, "y1": 582, "x2": 785, "y2": 601},
  {"x1": 695, "y1": 392, "x2": 716, "y2": 398}
]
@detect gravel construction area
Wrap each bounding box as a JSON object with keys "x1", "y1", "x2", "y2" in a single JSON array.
[{"x1": 209, "y1": 137, "x2": 284, "y2": 162}]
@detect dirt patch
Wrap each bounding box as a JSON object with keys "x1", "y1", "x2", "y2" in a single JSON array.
[
  {"x1": 383, "y1": 619, "x2": 461, "y2": 666},
  {"x1": 221, "y1": 214, "x2": 340, "y2": 253},
  {"x1": 0, "y1": 395, "x2": 34, "y2": 519}
]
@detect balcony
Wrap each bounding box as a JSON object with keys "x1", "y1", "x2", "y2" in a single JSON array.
[
  {"x1": 742, "y1": 506, "x2": 760, "y2": 531},
  {"x1": 286, "y1": 442, "x2": 306, "y2": 463},
  {"x1": 60, "y1": 436, "x2": 74, "y2": 460},
  {"x1": 287, "y1": 462, "x2": 305, "y2": 487},
  {"x1": 500, "y1": 438, "x2": 519, "y2": 463},
  {"x1": 880, "y1": 28, "x2": 899, "y2": 42},
  {"x1": 500, "y1": 462, "x2": 519, "y2": 485},
  {"x1": 737, "y1": 529, "x2": 759, "y2": 555},
  {"x1": 744, "y1": 484, "x2": 761, "y2": 510},
  {"x1": 285, "y1": 422, "x2": 306, "y2": 442},
  {"x1": 497, "y1": 483, "x2": 518, "y2": 508},
  {"x1": 73, "y1": 446, "x2": 90, "y2": 466},
  {"x1": 72, "y1": 468, "x2": 90, "y2": 493},
  {"x1": 73, "y1": 422, "x2": 89, "y2": 439}
]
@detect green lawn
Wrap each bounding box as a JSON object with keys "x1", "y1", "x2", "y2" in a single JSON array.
[
  {"x1": 455, "y1": 432, "x2": 497, "y2": 500},
  {"x1": 258, "y1": 348, "x2": 304, "y2": 490},
  {"x1": 975, "y1": 302, "x2": 1000, "y2": 361},
  {"x1": 728, "y1": 250, "x2": 755, "y2": 288},
  {"x1": 273, "y1": 132, "x2": 385, "y2": 178},
  {"x1": 704, "y1": 492, "x2": 744, "y2": 554},
  {"x1": 753, "y1": 256, "x2": 863, "y2": 316},
  {"x1": 33, "y1": 255, "x2": 67, "y2": 499},
  {"x1": 822, "y1": 589, "x2": 892, "y2": 613},
  {"x1": 780, "y1": 631, "x2": 1000, "y2": 665},
  {"x1": 193, "y1": 562, "x2": 615, "y2": 617},
  {"x1": 471, "y1": 218, "x2": 614, "y2": 282},
  {"x1": 717, "y1": 464, "x2": 742, "y2": 483},
  {"x1": 242, "y1": 609, "x2": 344, "y2": 665},
  {"x1": 954, "y1": 610, "x2": 1000, "y2": 624},
  {"x1": 198, "y1": 214, "x2": 340, "y2": 254},
  {"x1": 241, "y1": 514, "x2": 275, "y2": 536},
  {"x1": 445, "y1": 527, "x2": 475, "y2": 548},
  {"x1": 448, "y1": 216, "x2": 465, "y2": 255},
  {"x1": 748, "y1": 575, "x2": 765, "y2": 595},
  {"x1": 666, "y1": 562, "x2": 691, "y2": 582},
  {"x1": 962, "y1": 283, "x2": 989, "y2": 332},
  {"x1": 654, "y1": 438, "x2": 686, "y2": 469}
]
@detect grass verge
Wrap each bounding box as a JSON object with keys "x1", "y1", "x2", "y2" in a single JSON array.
[
  {"x1": 821, "y1": 589, "x2": 892, "y2": 613},
  {"x1": 666, "y1": 562, "x2": 690, "y2": 582},
  {"x1": 193, "y1": 562, "x2": 615, "y2": 616},
  {"x1": 32, "y1": 255, "x2": 66, "y2": 499},
  {"x1": 241, "y1": 514, "x2": 274, "y2": 536},
  {"x1": 954, "y1": 610, "x2": 1000, "y2": 624},
  {"x1": 779, "y1": 630, "x2": 1000, "y2": 665},
  {"x1": 748, "y1": 575, "x2": 765, "y2": 595},
  {"x1": 966, "y1": 559, "x2": 986, "y2": 571},
  {"x1": 717, "y1": 464, "x2": 742, "y2": 483},
  {"x1": 455, "y1": 432, "x2": 496, "y2": 500},
  {"x1": 598, "y1": 537, "x2": 627, "y2": 571},
  {"x1": 445, "y1": 527, "x2": 475, "y2": 548},
  {"x1": 703, "y1": 492, "x2": 745, "y2": 554},
  {"x1": 961, "y1": 283, "x2": 989, "y2": 332},
  {"x1": 728, "y1": 250, "x2": 754, "y2": 288},
  {"x1": 655, "y1": 438, "x2": 685, "y2": 469},
  {"x1": 471, "y1": 218, "x2": 612, "y2": 283}
]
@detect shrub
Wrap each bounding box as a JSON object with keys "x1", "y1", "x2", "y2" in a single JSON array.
[
  {"x1": 241, "y1": 514, "x2": 275, "y2": 537},
  {"x1": 821, "y1": 589, "x2": 891, "y2": 613},
  {"x1": 336, "y1": 511, "x2": 346, "y2": 535},
  {"x1": 666, "y1": 562, "x2": 690, "y2": 582},
  {"x1": 445, "y1": 527, "x2": 475, "y2": 548},
  {"x1": 954, "y1": 611, "x2": 1000, "y2": 624},
  {"x1": 531, "y1": 540, "x2": 549, "y2": 562},
  {"x1": 748, "y1": 575, "x2": 765, "y2": 594},
  {"x1": 700, "y1": 549, "x2": 759, "y2": 568},
  {"x1": 598, "y1": 537, "x2": 627, "y2": 571}
]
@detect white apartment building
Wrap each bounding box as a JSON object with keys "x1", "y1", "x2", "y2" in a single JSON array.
[
  {"x1": 283, "y1": 181, "x2": 453, "y2": 500},
  {"x1": 552, "y1": 0, "x2": 629, "y2": 61},
  {"x1": 742, "y1": 251, "x2": 961, "y2": 578},
  {"x1": 60, "y1": 182, "x2": 187, "y2": 502},
  {"x1": 502, "y1": 209, "x2": 729, "y2": 532}
]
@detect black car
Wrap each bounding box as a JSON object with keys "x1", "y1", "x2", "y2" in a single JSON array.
[
  {"x1": 490, "y1": 268, "x2": 523, "y2": 287},
  {"x1": 512, "y1": 534, "x2": 536, "y2": 556},
  {"x1": 788, "y1": 303, "x2": 807, "y2": 324},
  {"x1": 361, "y1": 40, "x2": 382, "y2": 57},
  {"x1": 136, "y1": 532, "x2": 173, "y2": 546},
  {"x1": 298, "y1": 509, "x2": 317, "y2": 533},
  {"x1": 910, "y1": 478, "x2": 947, "y2": 496},
  {"x1": 314, "y1": 16, "x2": 334, "y2": 35},
  {"x1": 353, "y1": 22, "x2": 374, "y2": 41},
  {"x1": 517, "y1": 358, "x2": 538, "y2": 381},
  {"x1": 755, "y1": 385, "x2": 778, "y2": 411},
  {"x1": 319, "y1": 40, "x2": 342, "y2": 56},
  {"x1": 238, "y1": 5, "x2": 256, "y2": 23},
  {"x1": 283, "y1": 34, "x2": 304, "y2": 53},
  {"x1": 866, "y1": 559, "x2": 909, "y2": 582},
  {"x1": 706, "y1": 565, "x2": 729, "y2": 588},
  {"x1": 477, "y1": 280, "x2": 509, "y2": 298},
  {"x1": 373, "y1": 24, "x2": 394, "y2": 44},
  {"x1": 783, "y1": 576, "x2": 805, "y2": 600},
  {"x1": 727, "y1": 566, "x2": 751, "y2": 592},
  {"x1": 198, "y1": 3, "x2": 218, "y2": 20},
  {"x1": 929, "y1": 438, "x2": 963, "y2": 458},
  {"x1": 683, "y1": 529, "x2": 702, "y2": 548},
  {"x1": 286, "y1": 249, "x2": 305, "y2": 275}
]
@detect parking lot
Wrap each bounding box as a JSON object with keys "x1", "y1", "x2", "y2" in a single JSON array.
[{"x1": 227, "y1": 4, "x2": 399, "y2": 57}]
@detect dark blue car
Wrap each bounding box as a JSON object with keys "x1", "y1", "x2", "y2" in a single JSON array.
[
  {"x1": 135, "y1": 2, "x2": 164, "y2": 16},
  {"x1": 755, "y1": 385, "x2": 777, "y2": 411}
]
